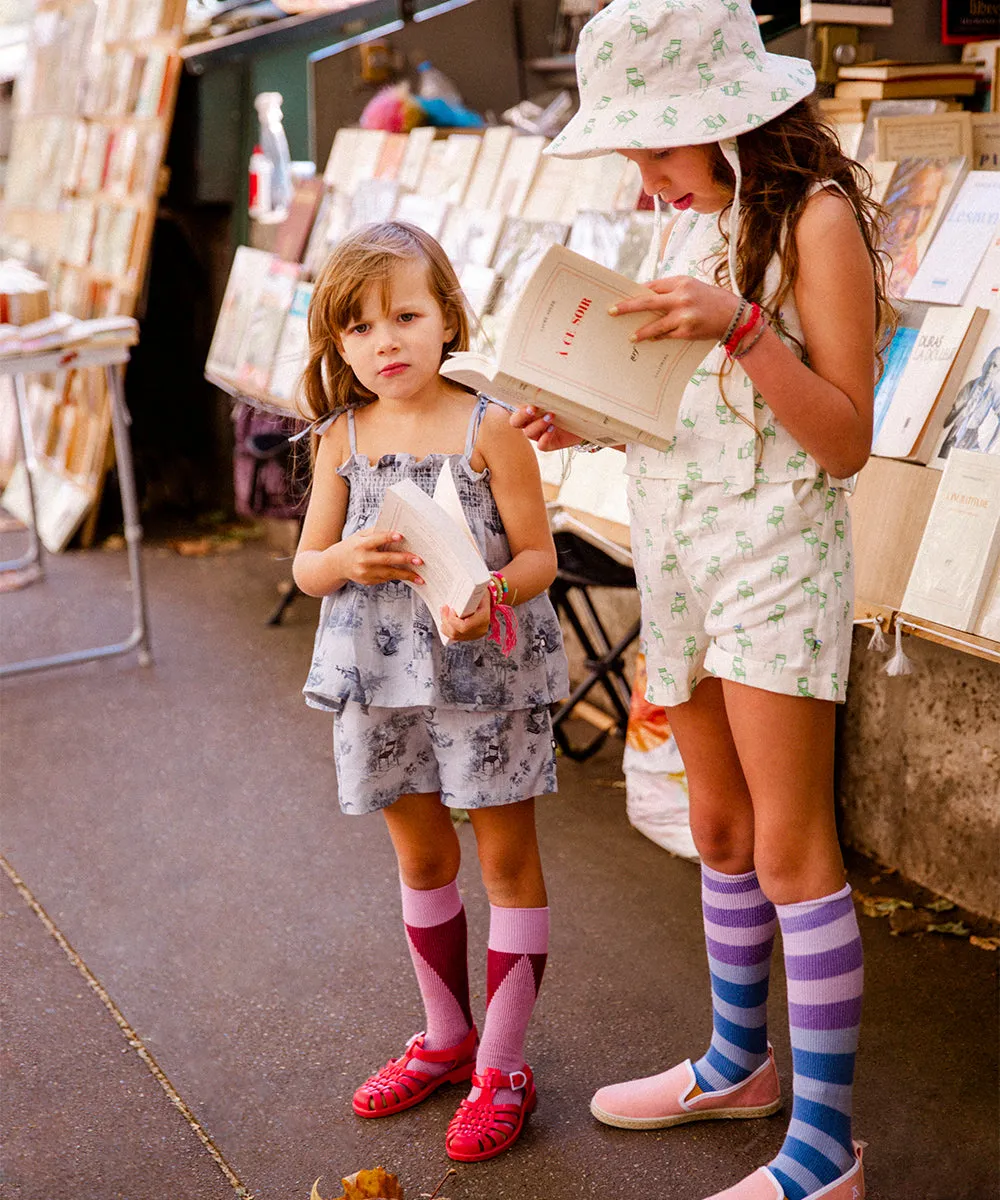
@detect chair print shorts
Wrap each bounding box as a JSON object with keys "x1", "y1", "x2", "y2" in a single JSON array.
[
  {"x1": 332, "y1": 703, "x2": 558, "y2": 815},
  {"x1": 628, "y1": 474, "x2": 855, "y2": 707}
]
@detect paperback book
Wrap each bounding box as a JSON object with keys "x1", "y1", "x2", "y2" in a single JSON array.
[
  {"x1": 901, "y1": 449, "x2": 1000, "y2": 632},
  {"x1": 207, "y1": 247, "x2": 274, "y2": 376},
  {"x1": 484, "y1": 217, "x2": 571, "y2": 350},
  {"x1": 873, "y1": 305, "x2": 989, "y2": 461},
  {"x1": 268, "y1": 281, "x2": 314, "y2": 408},
  {"x1": 881, "y1": 156, "x2": 969, "y2": 299},
  {"x1": 905, "y1": 172, "x2": 1000, "y2": 305},
  {"x1": 931, "y1": 310, "x2": 1000, "y2": 467},
  {"x1": 236, "y1": 259, "x2": 301, "y2": 392},
  {"x1": 375, "y1": 467, "x2": 490, "y2": 645},
  {"x1": 440, "y1": 244, "x2": 716, "y2": 452}
]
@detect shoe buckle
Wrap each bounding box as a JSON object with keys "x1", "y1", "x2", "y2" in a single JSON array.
[{"x1": 508, "y1": 1069, "x2": 528, "y2": 1091}]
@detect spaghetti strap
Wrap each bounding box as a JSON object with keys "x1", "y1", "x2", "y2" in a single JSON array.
[
  {"x1": 346, "y1": 408, "x2": 358, "y2": 455},
  {"x1": 463, "y1": 393, "x2": 490, "y2": 460}
]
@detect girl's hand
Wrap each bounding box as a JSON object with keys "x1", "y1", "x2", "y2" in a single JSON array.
[
  {"x1": 440, "y1": 592, "x2": 491, "y2": 643},
  {"x1": 336, "y1": 528, "x2": 424, "y2": 586},
  {"x1": 509, "y1": 405, "x2": 582, "y2": 452},
  {"x1": 611, "y1": 276, "x2": 742, "y2": 345}
]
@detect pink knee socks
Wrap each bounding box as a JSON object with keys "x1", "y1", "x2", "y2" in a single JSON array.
[{"x1": 472, "y1": 904, "x2": 549, "y2": 1104}]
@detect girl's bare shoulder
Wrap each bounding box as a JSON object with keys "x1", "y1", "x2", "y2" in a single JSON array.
[
  {"x1": 797, "y1": 184, "x2": 858, "y2": 243},
  {"x1": 314, "y1": 408, "x2": 353, "y2": 468}
]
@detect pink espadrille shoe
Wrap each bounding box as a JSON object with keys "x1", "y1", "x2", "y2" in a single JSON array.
[
  {"x1": 702, "y1": 1142, "x2": 865, "y2": 1200},
  {"x1": 590, "y1": 1045, "x2": 782, "y2": 1130}
]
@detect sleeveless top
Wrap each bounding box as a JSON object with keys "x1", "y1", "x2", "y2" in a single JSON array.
[
  {"x1": 303, "y1": 396, "x2": 570, "y2": 715},
  {"x1": 625, "y1": 182, "x2": 852, "y2": 495}
]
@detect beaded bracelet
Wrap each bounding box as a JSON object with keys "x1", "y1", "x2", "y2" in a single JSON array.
[
  {"x1": 719, "y1": 298, "x2": 749, "y2": 350},
  {"x1": 724, "y1": 301, "x2": 761, "y2": 357},
  {"x1": 731, "y1": 316, "x2": 768, "y2": 360},
  {"x1": 486, "y1": 572, "x2": 517, "y2": 656}
]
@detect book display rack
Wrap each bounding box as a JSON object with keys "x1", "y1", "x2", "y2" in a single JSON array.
[
  {"x1": 208, "y1": 79, "x2": 1000, "y2": 667},
  {"x1": 1, "y1": 0, "x2": 186, "y2": 551}
]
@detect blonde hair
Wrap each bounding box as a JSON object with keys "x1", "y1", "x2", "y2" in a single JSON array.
[{"x1": 300, "y1": 221, "x2": 471, "y2": 421}]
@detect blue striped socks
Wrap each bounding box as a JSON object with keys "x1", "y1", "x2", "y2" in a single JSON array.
[
  {"x1": 768, "y1": 883, "x2": 863, "y2": 1200},
  {"x1": 691, "y1": 865, "x2": 777, "y2": 1093}
]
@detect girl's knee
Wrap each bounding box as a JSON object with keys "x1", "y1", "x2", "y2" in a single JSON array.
[
  {"x1": 690, "y1": 813, "x2": 755, "y2": 875},
  {"x1": 397, "y1": 853, "x2": 461, "y2": 891}
]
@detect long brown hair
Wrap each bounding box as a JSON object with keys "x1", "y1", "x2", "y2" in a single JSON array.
[
  {"x1": 709, "y1": 99, "x2": 894, "y2": 359},
  {"x1": 300, "y1": 221, "x2": 471, "y2": 421}
]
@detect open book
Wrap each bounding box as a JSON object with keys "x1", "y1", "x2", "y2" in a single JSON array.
[
  {"x1": 440, "y1": 244, "x2": 716, "y2": 452},
  {"x1": 375, "y1": 467, "x2": 491, "y2": 646}
]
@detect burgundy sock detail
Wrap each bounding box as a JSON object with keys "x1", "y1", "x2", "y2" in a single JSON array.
[
  {"x1": 405, "y1": 909, "x2": 474, "y2": 1030},
  {"x1": 486, "y1": 950, "x2": 523, "y2": 1005},
  {"x1": 528, "y1": 952, "x2": 547, "y2": 997}
]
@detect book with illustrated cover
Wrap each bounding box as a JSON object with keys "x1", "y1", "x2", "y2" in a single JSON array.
[
  {"x1": 375, "y1": 468, "x2": 490, "y2": 645},
  {"x1": 207, "y1": 247, "x2": 274, "y2": 376},
  {"x1": 872, "y1": 325, "x2": 920, "y2": 445},
  {"x1": 873, "y1": 305, "x2": 989, "y2": 461},
  {"x1": 882, "y1": 156, "x2": 969, "y2": 299},
  {"x1": 484, "y1": 217, "x2": 570, "y2": 350},
  {"x1": 931, "y1": 310, "x2": 1000, "y2": 467},
  {"x1": 906, "y1": 172, "x2": 1000, "y2": 304},
  {"x1": 874, "y1": 111, "x2": 974, "y2": 163},
  {"x1": 236, "y1": 259, "x2": 301, "y2": 392},
  {"x1": 303, "y1": 189, "x2": 352, "y2": 278},
  {"x1": 901, "y1": 449, "x2": 1000, "y2": 631},
  {"x1": 374, "y1": 133, "x2": 408, "y2": 181},
  {"x1": 268, "y1": 281, "x2": 314, "y2": 408},
  {"x1": 440, "y1": 207, "x2": 506, "y2": 271},
  {"x1": 440, "y1": 244, "x2": 716, "y2": 452}
]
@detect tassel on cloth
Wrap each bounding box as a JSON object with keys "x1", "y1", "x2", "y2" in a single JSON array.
[
  {"x1": 867, "y1": 617, "x2": 888, "y2": 653},
  {"x1": 884, "y1": 620, "x2": 915, "y2": 676}
]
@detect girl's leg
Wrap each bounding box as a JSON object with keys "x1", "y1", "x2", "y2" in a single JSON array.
[
  {"x1": 664, "y1": 679, "x2": 775, "y2": 1093},
  {"x1": 381, "y1": 793, "x2": 474, "y2": 1054},
  {"x1": 467, "y1": 798, "x2": 548, "y2": 1105},
  {"x1": 722, "y1": 684, "x2": 862, "y2": 1198}
]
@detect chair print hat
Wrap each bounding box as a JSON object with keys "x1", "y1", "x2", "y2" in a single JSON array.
[{"x1": 547, "y1": 0, "x2": 815, "y2": 160}]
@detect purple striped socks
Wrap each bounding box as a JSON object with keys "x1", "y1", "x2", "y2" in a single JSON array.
[
  {"x1": 692, "y1": 865, "x2": 777, "y2": 1094},
  {"x1": 472, "y1": 905, "x2": 549, "y2": 1105},
  {"x1": 401, "y1": 880, "x2": 474, "y2": 1061},
  {"x1": 768, "y1": 883, "x2": 863, "y2": 1200}
]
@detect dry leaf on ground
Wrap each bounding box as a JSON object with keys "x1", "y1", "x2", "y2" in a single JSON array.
[
  {"x1": 970, "y1": 936, "x2": 1000, "y2": 951},
  {"x1": 311, "y1": 1168, "x2": 404, "y2": 1200}
]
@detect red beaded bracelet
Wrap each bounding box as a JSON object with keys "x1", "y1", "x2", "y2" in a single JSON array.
[{"x1": 724, "y1": 301, "x2": 761, "y2": 357}]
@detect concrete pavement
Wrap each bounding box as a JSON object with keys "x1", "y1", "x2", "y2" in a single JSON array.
[{"x1": 1, "y1": 536, "x2": 997, "y2": 1200}]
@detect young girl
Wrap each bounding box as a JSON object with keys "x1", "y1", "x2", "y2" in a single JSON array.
[
  {"x1": 292, "y1": 221, "x2": 569, "y2": 1162},
  {"x1": 515, "y1": 3, "x2": 892, "y2": 1199}
]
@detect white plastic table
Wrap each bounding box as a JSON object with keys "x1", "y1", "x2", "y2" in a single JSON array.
[{"x1": 0, "y1": 340, "x2": 152, "y2": 677}]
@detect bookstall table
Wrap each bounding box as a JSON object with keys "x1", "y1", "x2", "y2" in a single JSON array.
[{"x1": 0, "y1": 341, "x2": 152, "y2": 678}]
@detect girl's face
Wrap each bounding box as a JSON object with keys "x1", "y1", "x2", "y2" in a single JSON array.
[
  {"x1": 618, "y1": 145, "x2": 730, "y2": 214},
  {"x1": 337, "y1": 258, "x2": 456, "y2": 407}
]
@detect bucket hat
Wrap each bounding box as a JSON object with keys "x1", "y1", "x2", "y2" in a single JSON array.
[{"x1": 547, "y1": 0, "x2": 815, "y2": 159}]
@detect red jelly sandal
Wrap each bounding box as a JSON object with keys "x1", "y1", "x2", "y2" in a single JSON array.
[
  {"x1": 445, "y1": 1065, "x2": 537, "y2": 1162},
  {"x1": 352, "y1": 1027, "x2": 478, "y2": 1118}
]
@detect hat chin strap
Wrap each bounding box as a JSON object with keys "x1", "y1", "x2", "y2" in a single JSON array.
[
  {"x1": 719, "y1": 137, "x2": 742, "y2": 296},
  {"x1": 649, "y1": 139, "x2": 742, "y2": 293}
]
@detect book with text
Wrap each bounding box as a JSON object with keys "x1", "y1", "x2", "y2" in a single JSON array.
[
  {"x1": 872, "y1": 305, "x2": 989, "y2": 461},
  {"x1": 375, "y1": 469, "x2": 490, "y2": 645},
  {"x1": 905, "y1": 172, "x2": 1000, "y2": 305},
  {"x1": 901, "y1": 449, "x2": 1000, "y2": 631},
  {"x1": 931, "y1": 310, "x2": 1000, "y2": 468},
  {"x1": 440, "y1": 244, "x2": 715, "y2": 452}
]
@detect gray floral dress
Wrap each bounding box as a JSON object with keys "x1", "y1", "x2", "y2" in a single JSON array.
[{"x1": 303, "y1": 396, "x2": 569, "y2": 717}]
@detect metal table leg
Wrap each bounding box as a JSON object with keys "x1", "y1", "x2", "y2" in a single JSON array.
[
  {"x1": 0, "y1": 364, "x2": 153, "y2": 677},
  {"x1": 0, "y1": 373, "x2": 44, "y2": 578}
]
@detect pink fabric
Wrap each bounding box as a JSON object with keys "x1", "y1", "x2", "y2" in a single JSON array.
[
  {"x1": 400, "y1": 880, "x2": 473, "y2": 1053},
  {"x1": 473, "y1": 905, "x2": 549, "y2": 1105}
]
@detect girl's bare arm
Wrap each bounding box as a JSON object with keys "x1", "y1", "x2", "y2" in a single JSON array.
[
  {"x1": 478, "y1": 406, "x2": 559, "y2": 602},
  {"x1": 292, "y1": 427, "x2": 423, "y2": 597}
]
